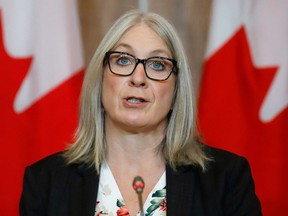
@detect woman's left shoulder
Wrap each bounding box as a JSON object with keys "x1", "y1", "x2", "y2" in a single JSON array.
[
  {"x1": 202, "y1": 145, "x2": 252, "y2": 174},
  {"x1": 196, "y1": 146, "x2": 262, "y2": 215}
]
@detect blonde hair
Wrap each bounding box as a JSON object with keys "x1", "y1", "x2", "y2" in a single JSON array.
[{"x1": 64, "y1": 10, "x2": 209, "y2": 172}]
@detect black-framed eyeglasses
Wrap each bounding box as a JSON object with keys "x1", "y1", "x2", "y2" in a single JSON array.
[{"x1": 104, "y1": 51, "x2": 178, "y2": 81}]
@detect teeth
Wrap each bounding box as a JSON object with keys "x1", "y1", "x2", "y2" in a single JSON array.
[{"x1": 127, "y1": 98, "x2": 142, "y2": 103}]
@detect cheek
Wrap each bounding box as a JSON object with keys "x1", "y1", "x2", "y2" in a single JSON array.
[
  {"x1": 102, "y1": 72, "x2": 117, "y2": 105},
  {"x1": 155, "y1": 83, "x2": 176, "y2": 109},
  {"x1": 102, "y1": 71, "x2": 126, "y2": 108},
  {"x1": 102, "y1": 70, "x2": 119, "y2": 93}
]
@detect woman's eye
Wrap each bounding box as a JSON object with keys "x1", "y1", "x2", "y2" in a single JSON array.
[
  {"x1": 150, "y1": 61, "x2": 165, "y2": 71},
  {"x1": 117, "y1": 56, "x2": 131, "y2": 66}
]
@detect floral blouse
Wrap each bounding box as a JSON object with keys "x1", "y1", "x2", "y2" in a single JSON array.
[{"x1": 95, "y1": 161, "x2": 167, "y2": 216}]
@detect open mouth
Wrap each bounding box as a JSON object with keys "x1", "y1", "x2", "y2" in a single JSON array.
[{"x1": 126, "y1": 97, "x2": 147, "y2": 103}]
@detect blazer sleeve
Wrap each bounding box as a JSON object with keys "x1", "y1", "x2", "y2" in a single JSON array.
[
  {"x1": 223, "y1": 155, "x2": 262, "y2": 215},
  {"x1": 19, "y1": 166, "x2": 47, "y2": 216},
  {"x1": 19, "y1": 153, "x2": 98, "y2": 216}
]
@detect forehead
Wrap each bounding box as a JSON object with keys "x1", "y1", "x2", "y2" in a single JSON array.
[{"x1": 114, "y1": 23, "x2": 171, "y2": 57}]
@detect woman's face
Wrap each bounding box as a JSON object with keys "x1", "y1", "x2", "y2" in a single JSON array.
[{"x1": 102, "y1": 23, "x2": 176, "y2": 133}]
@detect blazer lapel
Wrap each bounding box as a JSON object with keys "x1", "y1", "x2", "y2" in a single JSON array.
[
  {"x1": 68, "y1": 164, "x2": 99, "y2": 216},
  {"x1": 166, "y1": 165, "x2": 196, "y2": 216}
]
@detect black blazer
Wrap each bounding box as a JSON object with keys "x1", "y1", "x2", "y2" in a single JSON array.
[{"x1": 20, "y1": 146, "x2": 262, "y2": 215}]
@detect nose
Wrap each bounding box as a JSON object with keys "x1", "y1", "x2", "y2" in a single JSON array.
[{"x1": 129, "y1": 62, "x2": 147, "y2": 87}]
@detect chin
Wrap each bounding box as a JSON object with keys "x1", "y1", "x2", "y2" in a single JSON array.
[
  {"x1": 122, "y1": 119, "x2": 146, "y2": 128},
  {"x1": 119, "y1": 118, "x2": 150, "y2": 131}
]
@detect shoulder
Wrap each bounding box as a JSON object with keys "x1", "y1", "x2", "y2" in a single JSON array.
[
  {"x1": 22, "y1": 152, "x2": 72, "y2": 188},
  {"x1": 24, "y1": 151, "x2": 93, "y2": 180},
  {"x1": 20, "y1": 152, "x2": 98, "y2": 214},
  {"x1": 174, "y1": 145, "x2": 254, "y2": 183},
  {"x1": 196, "y1": 146, "x2": 260, "y2": 208},
  {"x1": 24, "y1": 151, "x2": 97, "y2": 181},
  {"x1": 203, "y1": 145, "x2": 251, "y2": 173},
  {"x1": 174, "y1": 146, "x2": 262, "y2": 215},
  {"x1": 26, "y1": 152, "x2": 68, "y2": 173},
  {"x1": 205, "y1": 145, "x2": 244, "y2": 161},
  {"x1": 202, "y1": 146, "x2": 261, "y2": 214},
  {"x1": 21, "y1": 152, "x2": 96, "y2": 199},
  {"x1": 171, "y1": 145, "x2": 252, "y2": 181}
]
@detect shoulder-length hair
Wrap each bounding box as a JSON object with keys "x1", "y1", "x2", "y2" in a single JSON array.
[{"x1": 64, "y1": 10, "x2": 209, "y2": 172}]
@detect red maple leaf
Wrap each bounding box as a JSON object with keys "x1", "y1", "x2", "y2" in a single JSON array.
[
  {"x1": 198, "y1": 26, "x2": 288, "y2": 215},
  {"x1": 0, "y1": 12, "x2": 83, "y2": 215}
]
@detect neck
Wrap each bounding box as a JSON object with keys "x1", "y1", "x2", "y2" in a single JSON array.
[
  {"x1": 104, "y1": 121, "x2": 166, "y2": 172},
  {"x1": 104, "y1": 120, "x2": 167, "y2": 216}
]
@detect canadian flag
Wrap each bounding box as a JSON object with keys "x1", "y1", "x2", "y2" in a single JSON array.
[
  {"x1": 0, "y1": 1, "x2": 84, "y2": 215},
  {"x1": 198, "y1": 0, "x2": 288, "y2": 215}
]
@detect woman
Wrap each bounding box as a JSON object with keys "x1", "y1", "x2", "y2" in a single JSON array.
[{"x1": 20, "y1": 10, "x2": 262, "y2": 216}]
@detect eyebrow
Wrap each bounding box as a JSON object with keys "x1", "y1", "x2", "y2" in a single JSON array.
[{"x1": 114, "y1": 43, "x2": 172, "y2": 58}]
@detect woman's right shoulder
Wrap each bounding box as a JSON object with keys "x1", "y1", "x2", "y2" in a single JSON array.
[
  {"x1": 25, "y1": 151, "x2": 94, "y2": 177},
  {"x1": 26, "y1": 151, "x2": 68, "y2": 173}
]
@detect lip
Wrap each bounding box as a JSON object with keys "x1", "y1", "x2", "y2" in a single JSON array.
[{"x1": 123, "y1": 96, "x2": 149, "y2": 108}]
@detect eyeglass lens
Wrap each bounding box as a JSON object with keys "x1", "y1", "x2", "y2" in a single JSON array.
[{"x1": 107, "y1": 52, "x2": 176, "y2": 81}]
